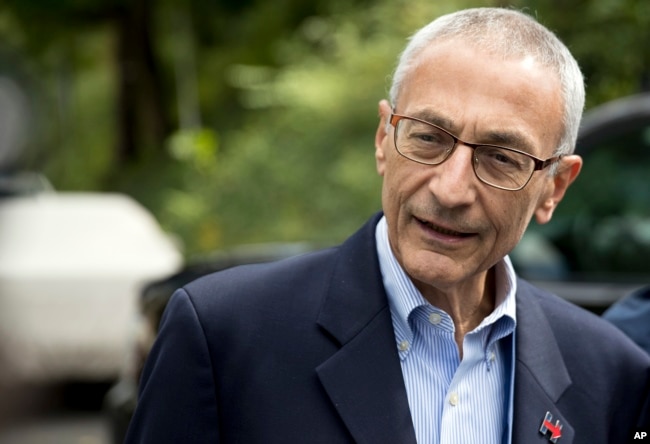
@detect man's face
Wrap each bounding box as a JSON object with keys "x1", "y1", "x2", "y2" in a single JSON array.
[{"x1": 374, "y1": 40, "x2": 581, "y2": 293}]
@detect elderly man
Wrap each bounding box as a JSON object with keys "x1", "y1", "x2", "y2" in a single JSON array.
[{"x1": 126, "y1": 8, "x2": 650, "y2": 444}]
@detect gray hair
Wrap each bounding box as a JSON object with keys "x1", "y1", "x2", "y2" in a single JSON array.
[{"x1": 389, "y1": 8, "x2": 585, "y2": 157}]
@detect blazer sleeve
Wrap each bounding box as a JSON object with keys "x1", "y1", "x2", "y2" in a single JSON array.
[{"x1": 124, "y1": 289, "x2": 220, "y2": 443}]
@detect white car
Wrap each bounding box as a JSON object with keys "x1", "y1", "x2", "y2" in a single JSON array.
[{"x1": 0, "y1": 182, "x2": 182, "y2": 384}]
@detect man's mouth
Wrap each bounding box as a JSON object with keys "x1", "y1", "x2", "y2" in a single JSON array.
[{"x1": 416, "y1": 217, "x2": 473, "y2": 238}]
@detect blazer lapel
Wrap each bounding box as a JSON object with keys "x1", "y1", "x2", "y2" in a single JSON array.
[
  {"x1": 512, "y1": 282, "x2": 574, "y2": 444},
  {"x1": 316, "y1": 215, "x2": 417, "y2": 444}
]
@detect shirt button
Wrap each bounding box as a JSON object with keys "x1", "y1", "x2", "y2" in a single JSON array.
[
  {"x1": 449, "y1": 392, "x2": 459, "y2": 406},
  {"x1": 489, "y1": 351, "x2": 496, "y2": 362},
  {"x1": 398, "y1": 340, "x2": 410, "y2": 351},
  {"x1": 428, "y1": 312, "x2": 442, "y2": 325}
]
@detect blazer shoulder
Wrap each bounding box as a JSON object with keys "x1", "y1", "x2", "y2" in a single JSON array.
[
  {"x1": 517, "y1": 278, "x2": 650, "y2": 366},
  {"x1": 180, "y1": 213, "x2": 383, "y2": 317},
  {"x1": 181, "y1": 246, "x2": 339, "y2": 313}
]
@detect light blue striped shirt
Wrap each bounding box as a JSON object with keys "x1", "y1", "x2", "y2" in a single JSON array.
[{"x1": 375, "y1": 216, "x2": 517, "y2": 444}]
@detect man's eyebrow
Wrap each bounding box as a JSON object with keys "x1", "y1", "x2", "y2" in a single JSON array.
[
  {"x1": 408, "y1": 110, "x2": 456, "y2": 131},
  {"x1": 481, "y1": 130, "x2": 537, "y2": 153}
]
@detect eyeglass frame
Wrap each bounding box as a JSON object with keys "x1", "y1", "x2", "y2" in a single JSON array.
[{"x1": 389, "y1": 113, "x2": 562, "y2": 191}]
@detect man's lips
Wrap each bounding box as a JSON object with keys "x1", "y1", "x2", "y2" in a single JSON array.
[{"x1": 415, "y1": 217, "x2": 475, "y2": 238}]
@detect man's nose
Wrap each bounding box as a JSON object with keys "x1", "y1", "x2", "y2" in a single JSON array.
[{"x1": 427, "y1": 144, "x2": 478, "y2": 207}]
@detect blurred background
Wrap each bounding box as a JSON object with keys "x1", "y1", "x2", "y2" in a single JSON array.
[{"x1": 0, "y1": 0, "x2": 648, "y2": 442}]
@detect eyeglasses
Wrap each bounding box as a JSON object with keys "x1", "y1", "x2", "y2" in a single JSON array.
[{"x1": 389, "y1": 114, "x2": 561, "y2": 191}]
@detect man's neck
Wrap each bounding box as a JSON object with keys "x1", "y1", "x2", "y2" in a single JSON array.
[{"x1": 414, "y1": 269, "x2": 496, "y2": 359}]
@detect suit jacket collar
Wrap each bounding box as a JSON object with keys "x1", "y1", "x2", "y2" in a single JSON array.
[
  {"x1": 316, "y1": 213, "x2": 417, "y2": 444},
  {"x1": 513, "y1": 280, "x2": 574, "y2": 443},
  {"x1": 315, "y1": 214, "x2": 577, "y2": 444}
]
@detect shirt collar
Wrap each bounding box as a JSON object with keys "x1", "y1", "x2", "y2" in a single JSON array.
[{"x1": 375, "y1": 216, "x2": 517, "y2": 354}]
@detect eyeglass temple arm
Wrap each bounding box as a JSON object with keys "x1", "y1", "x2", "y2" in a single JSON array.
[{"x1": 533, "y1": 155, "x2": 563, "y2": 171}]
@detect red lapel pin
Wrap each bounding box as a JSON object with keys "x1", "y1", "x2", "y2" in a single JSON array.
[{"x1": 539, "y1": 411, "x2": 562, "y2": 443}]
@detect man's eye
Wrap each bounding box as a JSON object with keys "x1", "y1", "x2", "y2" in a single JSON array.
[
  {"x1": 409, "y1": 129, "x2": 449, "y2": 146},
  {"x1": 493, "y1": 152, "x2": 516, "y2": 164},
  {"x1": 482, "y1": 148, "x2": 525, "y2": 170},
  {"x1": 415, "y1": 132, "x2": 442, "y2": 143}
]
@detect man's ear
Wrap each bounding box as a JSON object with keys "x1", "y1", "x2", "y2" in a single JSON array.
[
  {"x1": 534, "y1": 154, "x2": 582, "y2": 224},
  {"x1": 375, "y1": 99, "x2": 392, "y2": 176}
]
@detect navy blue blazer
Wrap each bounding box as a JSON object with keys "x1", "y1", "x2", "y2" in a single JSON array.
[{"x1": 126, "y1": 214, "x2": 650, "y2": 443}]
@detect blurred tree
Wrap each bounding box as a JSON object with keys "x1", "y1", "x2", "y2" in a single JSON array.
[
  {"x1": 150, "y1": 0, "x2": 489, "y2": 252},
  {"x1": 0, "y1": 0, "x2": 648, "y2": 256},
  {"x1": 0, "y1": 0, "x2": 171, "y2": 167},
  {"x1": 510, "y1": 0, "x2": 650, "y2": 105}
]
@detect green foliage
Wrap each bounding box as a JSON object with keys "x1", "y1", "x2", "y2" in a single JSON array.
[
  {"x1": 1, "y1": 0, "x2": 649, "y2": 256},
  {"x1": 149, "y1": 0, "x2": 490, "y2": 253},
  {"x1": 40, "y1": 29, "x2": 116, "y2": 190},
  {"x1": 515, "y1": 0, "x2": 650, "y2": 106}
]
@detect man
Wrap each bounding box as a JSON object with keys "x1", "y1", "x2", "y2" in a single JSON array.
[{"x1": 126, "y1": 8, "x2": 650, "y2": 444}]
